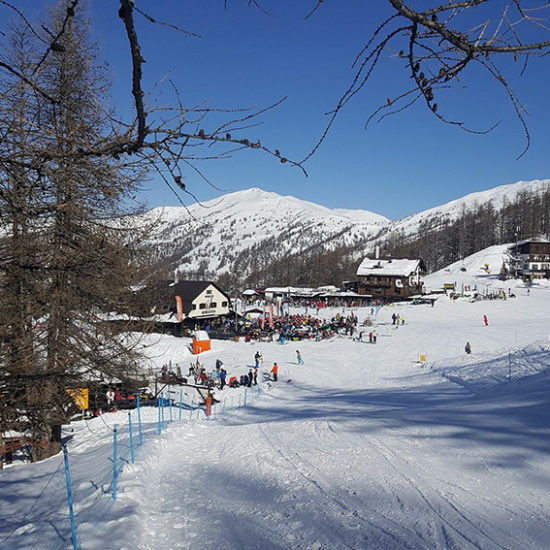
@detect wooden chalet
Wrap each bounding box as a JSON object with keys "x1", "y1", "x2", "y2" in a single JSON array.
[
  {"x1": 356, "y1": 256, "x2": 426, "y2": 301},
  {"x1": 507, "y1": 238, "x2": 550, "y2": 281},
  {"x1": 160, "y1": 280, "x2": 231, "y2": 321}
]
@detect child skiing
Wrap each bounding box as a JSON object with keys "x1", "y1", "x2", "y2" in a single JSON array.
[{"x1": 296, "y1": 350, "x2": 304, "y2": 365}]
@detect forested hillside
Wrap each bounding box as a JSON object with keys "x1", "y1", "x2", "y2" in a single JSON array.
[{"x1": 380, "y1": 188, "x2": 550, "y2": 275}]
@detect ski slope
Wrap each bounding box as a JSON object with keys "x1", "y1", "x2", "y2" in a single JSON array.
[{"x1": 2, "y1": 262, "x2": 550, "y2": 549}]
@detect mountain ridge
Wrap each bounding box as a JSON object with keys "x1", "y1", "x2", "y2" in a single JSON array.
[{"x1": 133, "y1": 179, "x2": 550, "y2": 282}]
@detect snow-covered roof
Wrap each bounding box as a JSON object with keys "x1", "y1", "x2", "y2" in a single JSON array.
[
  {"x1": 101, "y1": 312, "x2": 183, "y2": 323},
  {"x1": 514, "y1": 237, "x2": 550, "y2": 246},
  {"x1": 242, "y1": 289, "x2": 259, "y2": 296},
  {"x1": 264, "y1": 286, "x2": 321, "y2": 297},
  {"x1": 320, "y1": 291, "x2": 366, "y2": 298},
  {"x1": 356, "y1": 257, "x2": 422, "y2": 277}
]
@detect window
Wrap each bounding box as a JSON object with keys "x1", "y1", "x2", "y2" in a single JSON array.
[
  {"x1": 206, "y1": 289, "x2": 213, "y2": 295},
  {"x1": 210, "y1": 302, "x2": 217, "y2": 308},
  {"x1": 199, "y1": 303, "x2": 206, "y2": 310},
  {"x1": 222, "y1": 301, "x2": 228, "y2": 307},
  {"x1": 192, "y1": 304, "x2": 196, "y2": 310}
]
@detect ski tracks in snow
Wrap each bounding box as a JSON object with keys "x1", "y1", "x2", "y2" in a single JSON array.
[
  {"x1": 257, "y1": 420, "x2": 428, "y2": 550},
  {"x1": 261, "y1": 414, "x2": 521, "y2": 550},
  {"x1": 359, "y1": 431, "x2": 515, "y2": 550}
]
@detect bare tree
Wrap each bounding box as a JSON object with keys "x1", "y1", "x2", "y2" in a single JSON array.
[
  {"x1": 304, "y1": 0, "x2": 550, "y2": 161},
  {"x1": 0, "y1": 5, "x2": 154, "y2": 460},
  {"x1": 0, "y1": 0, "x2": 306, "y2": 459}
]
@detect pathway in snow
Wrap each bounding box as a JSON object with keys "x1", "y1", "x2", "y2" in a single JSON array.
[
  {"x1": 121, "y1": 299, "x2": 550, "y2": 550},
  {"x1": 4, "y1": 288, "x2": 549, "y2": 550}
]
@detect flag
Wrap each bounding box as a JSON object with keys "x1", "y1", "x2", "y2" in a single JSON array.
[{"x1": 175, "y1": 295, "x2": 183, "y2": 322}]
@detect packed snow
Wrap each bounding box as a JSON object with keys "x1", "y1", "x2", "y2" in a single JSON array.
[{"x1": 1, "y1": 246, "x2": 550, "y2": 549}]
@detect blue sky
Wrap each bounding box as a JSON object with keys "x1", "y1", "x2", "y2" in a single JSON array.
[{"x1": 20, "y1": 1, "x2": 550, "y2": 220}]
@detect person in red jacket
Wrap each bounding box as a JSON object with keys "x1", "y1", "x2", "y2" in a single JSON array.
[{"x1": 271, "y1": 362, "x2": 278, "y2": 382}]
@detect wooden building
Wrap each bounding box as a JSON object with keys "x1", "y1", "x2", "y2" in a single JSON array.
[
  {"x1": 356, "y1": 257, "x2": 426, "y2": 301},
  {"x1": 507, "y1": 238, "x2": 550, "y2": 281},
  {"x1": 163, "y1": 280, "x2": 231, "y2": 321}
]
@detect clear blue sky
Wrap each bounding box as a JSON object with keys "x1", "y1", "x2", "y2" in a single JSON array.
[{"x1": 21, "y1": 1, "x2": 550, "y2": 220}]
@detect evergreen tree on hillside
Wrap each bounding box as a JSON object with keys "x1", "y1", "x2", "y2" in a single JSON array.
[{"x1": 0, "y1": 4, "x2": 148, "y2": 460}]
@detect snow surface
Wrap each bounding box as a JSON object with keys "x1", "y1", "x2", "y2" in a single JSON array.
[{"x1": 2, "y1": 246, "x2": 550, "y2": 550}]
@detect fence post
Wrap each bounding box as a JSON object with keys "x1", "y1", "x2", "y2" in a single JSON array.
[
  {"x1": 128, "y1": 412, "x2": 135, "y2": 464},
  {"x1": 179, "y1": 390, "x2": 183, "y2": 421},
  {"x1": 157, "y1": 397, "x2": 162, "y2": 435},
  {"x1": 62, "y1": 445, "x2": 78, "y2": 550},
  {"x1": 137, "y1": 395, "x2": 143, "y2": 446},
  {"x1": 168, "y1": 386, "x2": 173, "y2": 423},
  {"x1": 113, "y1": 425, "x2": 118, "y2": 501}
]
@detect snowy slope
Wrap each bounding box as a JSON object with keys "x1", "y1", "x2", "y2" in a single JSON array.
[
  {"x1": 423, "y1": 244, "x2": 513, "y2": 292},
  {"x1": 2, "y1": 246, "x2": 550, "y2": 549},
  {"x1": 130, "y1": 179, "x2": 550, "y2": 279},
  {"x1": 388, "y1": 179, "x2": 550, "y2": 235}
]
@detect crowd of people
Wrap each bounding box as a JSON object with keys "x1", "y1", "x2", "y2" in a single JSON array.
[
  {"x1": 157, "y1": 351, "x2": 284, "y2": 393},
  {"x1": 236, "y1": 312, "x2": 360, "y2": 343}
]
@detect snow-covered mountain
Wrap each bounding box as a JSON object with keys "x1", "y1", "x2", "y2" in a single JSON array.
[
  {"x1": 132, "y1": 187, "x2": 389, "y2": 277},
  {"x1": 132, "y1": 180, "x2": 550, "y2": 278},
  {"x1": 389, "y1": 179, "x2": 550, "y2": 235}
]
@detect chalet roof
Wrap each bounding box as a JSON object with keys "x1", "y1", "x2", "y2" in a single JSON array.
[
  {"x1": 513, "y1": 237, "x2": 550, "y2": 247},
  {"x1": 356, "y1": 257, "x2": 423, "y2": 277},
  {"x1": 320, "y1": 291, "x2": 366, "y2": 298},
  {"x1": 242, "y1": 289, "x2": 259, "y2": 296},
  {"x1": 264, "y1": 286, "x2": 322, "y2": 297}
]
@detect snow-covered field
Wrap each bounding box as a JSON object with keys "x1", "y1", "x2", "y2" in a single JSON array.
[{"x1": 2, "y1": 247, "x2": 550, "y2": 549}]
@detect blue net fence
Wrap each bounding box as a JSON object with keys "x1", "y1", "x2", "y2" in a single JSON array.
[{"x1": 0, "y1": 382, "x2": 265, "y2": 549}]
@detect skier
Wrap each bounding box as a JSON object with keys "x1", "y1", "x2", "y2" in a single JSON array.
[
  {"x1": 369, "y1": 331, "x2": 373, "y2": 343},
  {"x1": 215, "y1": 358, "x2": 223, "y2": 376},
  {"x1": 296, "y1": 350, "x2": 304, "y2": 365},
  {"x1": 372, "y1": 329, "x2": 377, "y2": 344},
  {"x1": 483, "y1": 314, "x2": 488, "y2": 326},
  {"x1": 106, "y1": 388, "x2": 115, "y2": 406},
  {"x1": 271, "y1": 362, "x2": 279, "y2": 382},
  {"x1": 248, "y1": 369, "x2": 253, "y2": 387},
  {"x1": 392, "y1": 313, "x2": 397, "y2": 325},
  {"x1": 219, "y1": 368, "x2": 227, "y2": 390},
  {"x1": 254, "y1": 351, "x2": 262, "y2": 369},
  {"x1": 465, "y1": 342, "x2": 472, "y2": 354}
]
